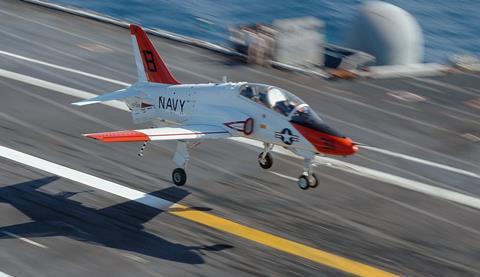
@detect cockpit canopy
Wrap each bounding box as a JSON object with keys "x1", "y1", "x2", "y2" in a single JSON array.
[
  {"x1": 239, "y1": 84, "x2": 344, "y2": 138},
  {"x1": 240, "y1": 84, "x2": 304, "y2": 115}
]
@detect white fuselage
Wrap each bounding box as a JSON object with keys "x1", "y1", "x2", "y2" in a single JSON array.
[
  {"x1": 74, "y1": 24, "x2": 358, "y2": 189},
  {"x1": 126, "y1": 82, "x2": 317, "y2": 153}
]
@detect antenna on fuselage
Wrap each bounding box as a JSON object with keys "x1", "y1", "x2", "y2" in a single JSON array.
[{"x1": 222, "y1": 76, "x2": 228, "y2": 83}]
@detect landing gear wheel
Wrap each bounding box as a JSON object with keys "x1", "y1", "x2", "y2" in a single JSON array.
[
  {"x1": 172, "y1": 168, "x2": 187, "y2": 186},
  {"x1": 297, "y1": 175, "x2": 310, "y2": 190},
  {"x1": 309, "y1": 173, "x2": 319, "y2": 188},
  {"x1": 258, "y1": 152, "x2": 273, "y2": 169}
]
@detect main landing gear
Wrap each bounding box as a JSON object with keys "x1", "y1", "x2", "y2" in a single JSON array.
[
  {"x1": 258, "y1": 143, "x2": 274, "y2": 169},
  {"x1": 172, "y1": 141, "x2": 189, "y2": 186},
  {"x1": 138, "y1": 140, "x2": 190, "y2": 186}
]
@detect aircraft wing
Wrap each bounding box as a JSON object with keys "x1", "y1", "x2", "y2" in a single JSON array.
[{"x1": 84, "y1": 124, "x2": 231, "y2": 142}]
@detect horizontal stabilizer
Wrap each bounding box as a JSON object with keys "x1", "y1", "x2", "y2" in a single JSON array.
[
  {"x1": 84, "y1": 125, "x2": 231, "y2": 142},
  {"x1": 72, "y1": 89, "x2": 138, "y2": 106}
]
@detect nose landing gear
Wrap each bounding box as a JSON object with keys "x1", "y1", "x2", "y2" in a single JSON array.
[
  {"x1": 298, "y1": 173, "x2": 318, "y2": 190},
  {"x1": 258, "y1": 143, "x2": 274, "y2": 169},
  {"x1": 292, "y1": 149, "x2": 319, "y2": 190}
]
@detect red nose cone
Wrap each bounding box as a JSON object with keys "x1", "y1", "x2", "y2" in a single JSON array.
[
  {"x1": 312, "y1": 136, "x2": 357, "y2": 156},
  {"x1": 352, "y1": 144, "x2": 359, "y2": 154},
  {"x1": 338, "y1": 137, "x2": 358, "y2": 156},
  {"x1": 291, "y1": 123, "x2": 358, "y2": 156}
]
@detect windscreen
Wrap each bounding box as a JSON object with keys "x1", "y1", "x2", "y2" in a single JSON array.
[
  {"x1": 240, "y1": 84, "x2": 344, "y2": 138},
  {"x1": 290, "y1": 105, "x2": 344, "y2": 137}
]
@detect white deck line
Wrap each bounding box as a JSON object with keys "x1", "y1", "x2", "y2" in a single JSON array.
[
  {"x1": 0, "y1": 145, "x2": 174, "y2": 210},
  {"x1": 0, "y1": 271, "x2": 13, "y2": 277},
  {"x1": 361, "y1": 146, "x2": 480, "y2": 179},
  {"x1": 270, "y1": 171, "x2": 298, "y2": 182},
  {"x1": 0, "y1": 64, "x2": 479, "y2": 209},
  {"x1": 0, "y1": 69, "x2": 128, "y2": 112},
  {"x1": 0, "y1": 50, "x2": 130, "y2": 86},
  {"x1": 1, "y1": 231, "x2": 47, "y2": 249}
]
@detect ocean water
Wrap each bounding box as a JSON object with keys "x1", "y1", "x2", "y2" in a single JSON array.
[{"x1": 50, "y1": 0, "x2": 479, "y2": 63}]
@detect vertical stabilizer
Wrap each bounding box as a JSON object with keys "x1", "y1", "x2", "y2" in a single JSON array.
[{"x1": 130, "y1": 24, "x2": 180, "y2": 84}]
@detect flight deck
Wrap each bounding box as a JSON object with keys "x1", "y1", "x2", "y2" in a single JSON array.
[{"x1": 0, "y1": 1, "x2": 479, "y2": 276}]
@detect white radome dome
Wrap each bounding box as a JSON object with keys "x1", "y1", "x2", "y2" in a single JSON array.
[{"x1": 346, "y1": 1, "x2": 424, "y2": 65}]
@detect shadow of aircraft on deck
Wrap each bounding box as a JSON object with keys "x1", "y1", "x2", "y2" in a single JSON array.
[{"x1": 0, "y1": 176, "x2": 232, "y2": 264}]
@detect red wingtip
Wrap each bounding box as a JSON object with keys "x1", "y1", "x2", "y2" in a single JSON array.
[{"x1": 84, "y1": 131, "x2": 150, "y2": 142}]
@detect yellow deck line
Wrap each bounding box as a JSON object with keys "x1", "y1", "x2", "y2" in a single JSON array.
[{"x1": 169, "y1": 204, "x2": 398, "y2": 277}]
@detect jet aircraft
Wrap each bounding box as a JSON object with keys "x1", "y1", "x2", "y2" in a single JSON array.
[{"x1": 73, "y1": 25, "x2": 358, "y2": 190}]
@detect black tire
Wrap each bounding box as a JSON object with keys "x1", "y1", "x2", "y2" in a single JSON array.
[
  {"x1": 172, "y1": 168, "x2": 187, "y2": 186},
  {"x1": 258, "y1": 152, "x2": 273, "y2": 169},
  {"x1": 297, "y1": 175, "x2": 310, "y2": 190},
  {"x1": 309, "y1": 173, "x2": 319, "y2": 188}
]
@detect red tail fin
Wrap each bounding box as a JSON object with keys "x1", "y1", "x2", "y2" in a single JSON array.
[{"x1": 130, "y1": 24, "x2": 180, "y2": 84}]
